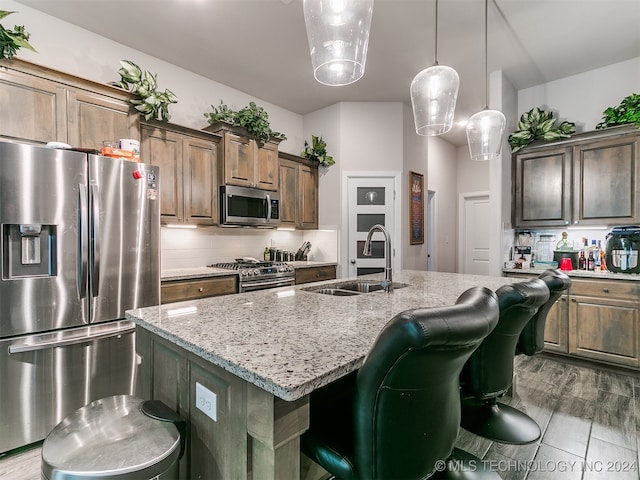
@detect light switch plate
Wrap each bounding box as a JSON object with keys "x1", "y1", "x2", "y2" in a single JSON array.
[{"x1": 195, "y1": 382, "x2": 217, "y2": 421}]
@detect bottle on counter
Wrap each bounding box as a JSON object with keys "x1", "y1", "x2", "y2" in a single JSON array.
[
  {"x1": 556, "y1": 231, "x2": 573, "y2": 251},
  {"x1": 600, "y1": 248, "x2": 607, "y2": 271},
  {"x1": 587, "y1": 251, "x2": 595, "y2": 271},
  {"x1": 578, "y1": 250, "x2": 587, "y2": 270},
  {"x1": 591, "y1": 240, "x2": 601, "y2": 269},
  {"x1": 264, "y1": 247, "x2": 270, "y2": 261}
]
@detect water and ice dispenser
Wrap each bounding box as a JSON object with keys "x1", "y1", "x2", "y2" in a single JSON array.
[{"x1": 3, "y1": 224, "x2": 57, "y2": 278}]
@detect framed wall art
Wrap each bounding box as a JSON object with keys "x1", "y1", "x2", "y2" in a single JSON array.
[{"x1": 409, "y1": 171, "x2": 424, "y2": 245}]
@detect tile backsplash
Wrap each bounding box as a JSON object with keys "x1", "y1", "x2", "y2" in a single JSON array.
[{"x1": 161, "y1": 226, "x2": 338, "y2": 270}]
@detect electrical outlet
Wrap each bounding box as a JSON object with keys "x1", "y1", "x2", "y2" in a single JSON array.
[{"x1": 195, "y1": 382, "x2": 217, "y2": 422}]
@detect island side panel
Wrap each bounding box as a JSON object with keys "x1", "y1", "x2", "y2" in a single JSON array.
[
  {"x1": 135, "y1": 327, "x2": 248, "y2": 479},
  {"x1": 247, "y1": 384, "x2": 310, "y2": 480}
]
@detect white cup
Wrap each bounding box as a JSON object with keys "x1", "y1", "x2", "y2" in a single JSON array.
[{"x1": 119, "y1": 139, "x2": 140, "y2": 157}]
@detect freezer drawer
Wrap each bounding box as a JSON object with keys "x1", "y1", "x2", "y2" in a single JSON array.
[{"x1": 0, "y1": 321, "x2": 136, "y2": 454}]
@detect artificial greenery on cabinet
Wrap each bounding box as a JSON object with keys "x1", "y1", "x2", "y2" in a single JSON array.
[
  {"x1": 508, "y1": 107, "x2": 576, "y2": 153},
  {"x1": 0, "y1": 10, "x2": 36, "y2": 60},
  {"x1": 300, "y1": 135, "x2": 335, "y2": 168},
  {"x1": 596, "y1": 93, "x2": 640, "y2": 129},
  {"x1": 204, "y1": 100, "x2": 286, "y2": 144},
  {"x1": 111, "y1": 60, "x2": 178, "y2": 122}
]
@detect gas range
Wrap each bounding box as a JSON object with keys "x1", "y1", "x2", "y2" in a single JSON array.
[{"x1": 208, "y1": 260, "x2": 295, "y2": 293}]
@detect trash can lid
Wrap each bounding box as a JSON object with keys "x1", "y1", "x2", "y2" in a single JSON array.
[{"x1": 42, "y1": 395, "x2": 181, "y2": 480}]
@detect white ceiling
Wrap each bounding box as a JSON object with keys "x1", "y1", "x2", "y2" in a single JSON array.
[{"x1": 17, "y1": 0, "x2": 640, "y2": 145}]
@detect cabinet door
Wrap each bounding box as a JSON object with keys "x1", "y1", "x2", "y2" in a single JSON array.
[
  {"x1": 572, "y1": 134, "x2": 640, "y2": 225},
  {"x1": 0, "y1": 69, "x2": 66, "y2": 144},
  {"x1": 543, "y1": 295, "x2": 568, "y2": 353},
  {"x1": 278, "y1": 159, "x2": 298, "y2": 226},
  {"x1": 513, "y1": 146, "x2": 571, "y2": 227},
  {"x1": 67, "y1": 89, "x2": 138, "y2": 150},
  {"x1": 223, "y1": 132, "x2": 254, "y2": 187},
  {"x1": 255, "y1": 141, "x2": 278, "y2": 191},
  {"x1": 141, "y1": 126, "x2": 184, "y2": 223},
  {"x1": 295, "y1": 265, "x2": 336, "y2": 285},
  {"x1": 298, "y1": 164, "x2": 318, "y2": 229},
  {"x1": 568, "y1": 295, "x2": 639, "y2": 368},
  {"x1": 183, "y1": 136, "x2": 218, "y2": 225}
]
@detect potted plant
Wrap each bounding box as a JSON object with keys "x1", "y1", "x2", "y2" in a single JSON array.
[
  {"x1": 0, "y1": 10, "x2": 36, "y2": 60},
  {"x1": 508, "y1": 107, "x2": 576, "y2": 153},
  {"x1": 203, "y1": 100, "x2": 286, "y2": 144},
  {"x1": 596, "y1": 93, "x2": 640, "y2": 129},
  {"x1": 301, "y1": 135, "x2": 335, "y2": 168},
  {"x1": 111, "y1": 60, "x2": 178, "y2": 122}
]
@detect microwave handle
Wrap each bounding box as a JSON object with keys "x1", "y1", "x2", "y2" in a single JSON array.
[{"x1": 266, "y1": 193, "x2": 271, "y2": 222}]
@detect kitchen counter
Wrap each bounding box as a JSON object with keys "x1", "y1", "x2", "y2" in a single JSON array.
[
  {"x1": 129, "y1": 270, "x2": 515, "y2": 401},
  {"x1": 128, "y1": 270, "x2": 517, "y2": 479},
  {"x1": 161, "y1": 261, "x2": 337, "y2": 281},
  {"x1": 503, "y1": 267, "x2": 640, "y2": 280}
]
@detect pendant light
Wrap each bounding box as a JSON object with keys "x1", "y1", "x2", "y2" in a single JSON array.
[
  {"x1": 466, "y1": 0, "x2": 506, "y2": 161},
  {"x1": 410, "y1": 0, "x2": 459, "y2": 136},
  {"x1": 303, "y1": 0, "x2": 374, "y2": 87}
]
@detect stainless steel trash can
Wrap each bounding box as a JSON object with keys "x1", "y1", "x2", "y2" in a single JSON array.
[{"x1": 42, "y1": 395, "x2": 185, "y2": 480}]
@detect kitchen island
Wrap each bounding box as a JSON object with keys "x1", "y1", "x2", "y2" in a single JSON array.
[{"x1": 127, "y1": 270, "x2": 517, "y2": 479}]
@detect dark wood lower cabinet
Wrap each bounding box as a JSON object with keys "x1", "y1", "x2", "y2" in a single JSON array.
[
  {"x1": 161, "y1": 275, "x2": 238, "y2": 303},
  {"x1": 294, "y1": 265, "x2": 337, "y2": 285},
  {"x1": 505, "y1": 273, "x2": 639, "y2": 370}
]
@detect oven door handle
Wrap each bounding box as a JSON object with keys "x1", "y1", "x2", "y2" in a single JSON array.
[{"x1": 241, "y1": 278, "x2": 295, "y2": 291}]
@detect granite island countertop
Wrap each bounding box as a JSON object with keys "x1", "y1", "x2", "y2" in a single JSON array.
[{"x1": 127, "y1": 270, "x2": 518, "y2": 402}]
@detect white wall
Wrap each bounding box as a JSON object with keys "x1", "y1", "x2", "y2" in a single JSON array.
[
  {"x1": 427, "y1": 136, "x2": 458, "y2": 272},
  {"x1": 7, "y1": 0, "x2": 304, "y2": 154},
  {"x1": 518, "y1": 57, "x2": 640, "y2": 132},
  {"x1": 402, "y1": 103, "x2": 429, "y2": 270}
]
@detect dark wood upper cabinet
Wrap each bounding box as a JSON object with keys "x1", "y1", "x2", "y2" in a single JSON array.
[
  {"x1": 279, "y1": 152, "x2": 319, "y2": 230},
  {"x1": 512, "y1": 125, "x2": 640, "y2": 228},
  {"x1": 0, "y1": 58, "x2": 138, "y2": 147}
]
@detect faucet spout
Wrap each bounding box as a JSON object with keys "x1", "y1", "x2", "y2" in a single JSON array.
[{"x1": 362, "y1": 224, "x2": 393, "y2": 292}]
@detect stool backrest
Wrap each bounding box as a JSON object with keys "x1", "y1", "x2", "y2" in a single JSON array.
[
  {"x1": 461, "y1": 278, "x2": 550, "y2": 398},
  {"x1": 517, "y1": 270, "x2": 571, "y2": 355},
  {"x1": 353, "y1": 286, "x2": 500, "y2": 480}
]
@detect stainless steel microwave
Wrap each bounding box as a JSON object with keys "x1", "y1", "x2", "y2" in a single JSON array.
[{"x1": 220, "y1": 185, "x2": 280, "y2": 226}]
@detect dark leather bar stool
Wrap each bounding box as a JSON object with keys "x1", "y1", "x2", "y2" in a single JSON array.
[
  {"x1": 517, "y1": 269, "x2": 571, "y2": 356},
  {"x1": 460, "y1": 278, "x2": 549, "y2": 445},
  {"x1": 301, "y1": 286, "x2": 500, "y2": 480}
]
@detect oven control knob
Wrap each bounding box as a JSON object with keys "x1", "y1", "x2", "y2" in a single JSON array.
[
  {"x1": 241, "y1": 270, "x2": 248, "y2": 277},
  {"x1": 253, "y1": 269, "x2": 260, "y2": 276},
  {"x1": 288, "y1": 265, "x2": 294, "y2": 272}
]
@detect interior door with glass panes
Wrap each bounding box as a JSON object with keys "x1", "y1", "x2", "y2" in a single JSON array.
[{"x1": 347, "y1": 177, "x2": 395, "y2": 277}]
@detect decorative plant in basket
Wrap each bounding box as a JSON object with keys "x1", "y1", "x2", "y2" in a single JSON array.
[
  {"x1": 508, "y1": 107, "x2": 576, "y2": 153},
  {"x1": 0, "y1": 10, "x2": 36, "y2": 60},
  {"x1": 111, "y1": 60, "x2": 177, "y2": 122},
  {"x1": 204, "y1": 100, "x2": 286, "y2": 144},
  {"x1": 596, "y1": 93, "x2": 640, "y2": 129},
  {"x1": 301, "y1": 135, "x2": 335, "y2": 168}
]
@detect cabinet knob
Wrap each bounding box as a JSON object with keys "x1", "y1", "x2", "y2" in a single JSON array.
[
  {"x1": 602, "y1": 288, "x2": 609, "y2": 293},
  {"x1": 574, "y1": 220, "x2": 579, "y2": 224},
  {"x1": 198, "y1": 287, "x2": 204, "y2": 292},
  {"x1": 560, "y1": 297, "x2": 566, "y2": 302},
  {"x1": 565, "y1": 221, "x2": 569, "y2": 225},
  {"x1": 571, "y1": 298, "x2": 577, "y2": 302}
]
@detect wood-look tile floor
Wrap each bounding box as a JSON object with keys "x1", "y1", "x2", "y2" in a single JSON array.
[{"x1": 1, "y1": 355, "x2": 638, "y2": 480}]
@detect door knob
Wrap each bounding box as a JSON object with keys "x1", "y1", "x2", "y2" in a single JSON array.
[{"x1": 350, "y1": 259, "x2": 356, "y2": 264}]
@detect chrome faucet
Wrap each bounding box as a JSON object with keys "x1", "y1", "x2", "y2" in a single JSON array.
[{"x1": 363, "y1": 224, "x2": 393, "y2": 293}]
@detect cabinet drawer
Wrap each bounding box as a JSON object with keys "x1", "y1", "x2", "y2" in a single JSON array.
[
  {"x1": 295, "y1": 265, "x2": 337, "y2": 285},
  {"x1": 161, "y1": 276, "x2": 238, "y2": 304},
  {"x1": 570, "y1": 279, "x2": 639, "y2": 301}
]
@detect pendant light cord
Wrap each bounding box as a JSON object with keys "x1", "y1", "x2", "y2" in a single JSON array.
[
  {"x1": 483, "y1": 0, "x2": 489, "y2": 109},
  {"x1": 433, "y1": 0, "x2": 439, "y2": 66}
]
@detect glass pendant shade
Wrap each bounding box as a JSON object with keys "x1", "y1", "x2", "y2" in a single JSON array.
[
  {"x1": 303, "y1": 0, "x2": 374, "y2": 86},
  {"x1": 466, "y1": 108, "x2": 506, "y2": 161},
  {"x1": 410, "y1": 65, "x2": 459, "y2": 136}
]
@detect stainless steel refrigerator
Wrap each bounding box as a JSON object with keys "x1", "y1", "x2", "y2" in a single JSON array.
[{"x1": 0, "y1": 141, "x2": 160, "y2": 454}]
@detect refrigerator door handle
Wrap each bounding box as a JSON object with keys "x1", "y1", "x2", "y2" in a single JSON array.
[
  {"x1": 8, "y1": 321, "x2": 135, "y2": 354},
  {"x1": 78, "y1": 185, "x2": 89, "y2": 299},
  {"x1": 90, "y1": 184, "x2": 101, "y2": 297}
]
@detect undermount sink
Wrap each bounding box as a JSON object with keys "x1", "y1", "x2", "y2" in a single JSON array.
[{"x1": 303, "y1": 280, "x2": 409, "y2": 296}]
